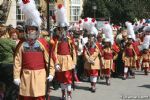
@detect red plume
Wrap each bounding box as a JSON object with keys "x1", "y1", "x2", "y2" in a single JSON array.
[
  {"x1": 79, "y1": 20, "x2": 82, "y2": 24},
  {"x1": 58, "y1": 4, "x2": 63, "y2": 9},
  {"x1": 105, "y1": 22, "x2": 108, "y2": 24},
  {"x1": 52, "y1": 15, "x2": 56, "y2": 22},
  {"x1": 92, "y1": 18, "x2": 96, "y2": 23},
  {"x1": 22, "y1": 0, "x2": 30, "y2": 4},
  {"x1": 84, "y1": 18, "x2": 88, "y2": 22}
]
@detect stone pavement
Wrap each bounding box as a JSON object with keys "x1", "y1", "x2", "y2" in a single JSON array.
[{"x1": 50, "y1": 71, "x2": 150, "y2": 100}]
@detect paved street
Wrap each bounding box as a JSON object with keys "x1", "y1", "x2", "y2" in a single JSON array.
[{"x1": 50, "y1": 71, "x2": 150, "y2": 100}]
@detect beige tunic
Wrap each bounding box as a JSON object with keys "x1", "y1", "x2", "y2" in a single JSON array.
[
  {"x1": 103, "y1": 48, "x2": 113, "y2": 70},
  {"x1": 13, "y1": 40, "x2": 55, "y2": 97},
  {"x1": 84, "y1": 46, "x2": 100, "y2": 70},
  {"x1": 122, "y1": 45, "x2": 137, "y2": 68},
  {"x1": 140, "y1": 53, "x2": 150, "y2": 68}
]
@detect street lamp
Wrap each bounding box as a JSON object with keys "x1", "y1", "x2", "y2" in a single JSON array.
[
  {"x1": 92, "y1": 4, "x2": 97, "y2": 18},
  {"x1": 47, "y1": 0, "x2": 55, "y2": 32}
]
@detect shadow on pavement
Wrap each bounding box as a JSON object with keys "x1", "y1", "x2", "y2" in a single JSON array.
[
  {"x1": 97, "y1": 81, "x2": 106, "y2": 85},
  {"x1": 135, "y1": 73, "x2": 145, "y2": 75},
  {"x1": 50, "y1": 96, "x2": 61, "y2": 100},
  {"x1": 138, "y1": 85, "x2": 150, "y2": 89},
  {"x1": 76, "y1": 85, "x2": 90, "y2": 91}
]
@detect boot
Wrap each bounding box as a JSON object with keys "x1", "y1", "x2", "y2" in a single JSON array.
[
  {"x1": 132, "y1": 72, "x2": 135, "y2": 78},
  {"x1": 105, "y1": 77, "x2": 110, "y2": 86},
  {"x1": 52, "y1": 80, "x2": 60, "y2": 90},
  {"x1": 122, "y1": 73, "x2": 128, "y2": 80},
  {"x1": 61, "y1": 90, "x2": 66, "y2": 100},
  {"x1": 144, "y1": 68, "x2": 148, "y2": 75},
  {"x1": 67, "y1": 91, "x2": 72, "y2": 100},
  {"x1": 90, "y1": 82, "x2": 96, "y2": 93},
  {"x1": 130, "y1": 69, "x2": 135, "y2": 78},
  {"x1": 100, "y1": 75, "x2": 104, "y2": 80}
]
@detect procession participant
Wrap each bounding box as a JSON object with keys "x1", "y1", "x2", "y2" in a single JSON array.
[
  {"x1": 102, "y1": 23, "x2": 116, "y2": 85},
  {"x1": 53, "y1": 4, "x2": 77, "y2": 100},
  {"x1": 13, "y1": 0, "x2": 55, "y2": 100},
  {"x1": 140, "y1": 26, "x2": 150, "y2": 70},
  {"x1": 122, "y1": 22, "x2": 138, "y2": 80},
  {"x1": 102, "y1": 38, "x2": 115, "y2": 85},
  {"x1": 140, "y1": 48, "x2": 150, "y2": 75},
  {"x1": 14, "y1": 20, "x2": 55, "y2": 100},
  {"x1": 83, "y1": 34, "x2": 100, "y2": 92},
  {"x1": 122, "y1": 35, "x2": 137, "y2": 80}
]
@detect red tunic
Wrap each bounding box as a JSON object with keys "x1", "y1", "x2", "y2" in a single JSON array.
[
  {"x1": 57, "y1": 42, "x2": 70, "y2": 55},
  {"x1": 103, "y1": 52, "x2": 113, "y2": 60},
  {"x1": 125, "y1": 48, "x2": 134, "y2": 57}
]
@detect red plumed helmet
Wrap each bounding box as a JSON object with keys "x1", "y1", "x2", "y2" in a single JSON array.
[
  {"x1": 92, "y1": 18, "x2": 96, "y2": 23},
  {"x1": 79, "y1": 20, "x2": 82, "y2": 24},
  {"x1": 58, "y1": 4, "x2": 63, "y2": 9},
  {"x1": 22, "y1": 0, "x2": 30, "y2": 4},
  {"x1": 84, "y1": 18, "x2": 88, "y2": 22},
  {"x1": 105, "y1": 22, "x2": 108, "y2": 24}
]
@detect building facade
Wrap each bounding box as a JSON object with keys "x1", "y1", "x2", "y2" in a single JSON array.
[
  {"x1": 2, "y1": 0, "x2": 83, "y2": 27},
  {"x1": 1, "y1": 0, "x2": 17, "y2": 27},
  {"x1": 70, "y1": 0, "x2": 83, "y2": 23}
]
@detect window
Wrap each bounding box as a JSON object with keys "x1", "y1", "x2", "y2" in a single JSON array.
[
  {"x1": 16, "y1": 5, "x2": 25, "y2": 24},
  {"x1": 71, "y1": 0, "x2": 80, "y2": 4},
  {"x1": 70, "y1": 6, "x2": 80, "y2": 22}
]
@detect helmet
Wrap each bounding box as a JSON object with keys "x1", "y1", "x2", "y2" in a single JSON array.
[
  {"x1": 25, "y1": 19, "x2": 39, "y2": 32},
  {"x1": 143, "y1": 26, "x2": 150, "y2": 32}
]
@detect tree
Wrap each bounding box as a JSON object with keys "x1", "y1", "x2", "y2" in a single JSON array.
[
  {"x1": 82, "y1": 0, "x2": 150, "y2": 25},
  {"x1": 81, "y1": 0, "x2": 110, "y2": 19}
]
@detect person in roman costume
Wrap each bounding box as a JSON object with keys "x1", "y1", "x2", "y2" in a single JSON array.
[
  {"x1": 52, "y1": 4, "x2": 77, "y2": 100},
  {"x1": 13, "y1": 0, "x2": 55, "y2": 100}
]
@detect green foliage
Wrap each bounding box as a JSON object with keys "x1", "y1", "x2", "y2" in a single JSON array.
[
  {"x1": 49, "y1": 0, "x2": 57, "y2": 3},
  {"x1": 81, "y1": 0, "x2": 110, "y2": 18},
  {"x1": 0, "y1": 38, "x2": 16, "y2": 64},
  {"x1": 82, "y1": 0, "x2": 150, "y2": 25}
]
